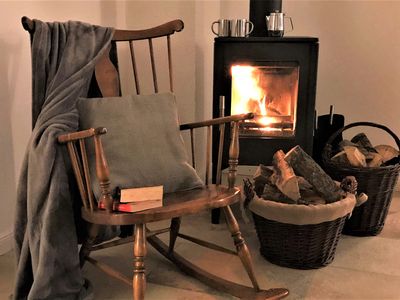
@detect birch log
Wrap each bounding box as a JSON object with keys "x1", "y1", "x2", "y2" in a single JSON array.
[
  {"x1": 262, "y1": 181, "x2": 296, "y2": 204},
  {"x1": 253, "y1": 164, "x2": 273, "y2": 196},
  {"x1": 285, "y1": 146, "x2": 344, "y2": 203},
  {"x1": 271, "y1": 150, "x2": 300, "y2": 201},
  {"x1": 351, "y1": 133, "x2": 377, "y2": 154}
]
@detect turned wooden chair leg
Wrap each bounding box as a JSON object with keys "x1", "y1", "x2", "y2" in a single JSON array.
[
  {"x1": 222, "y1": 205, "x2": 260, "y2": 291},
  {"x1": 133, "y1": 223, "x2": 147, "y2": 300},
  {"x1": 79, "y1": 223, "x2": 100, "y2": 267},
  {"x1": 169, "y1": 217, "x2": 181, "y2": 253}
]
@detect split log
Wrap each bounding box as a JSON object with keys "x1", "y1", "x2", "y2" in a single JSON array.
[
  {"x1": 382, "y1": 155, "x2": 400, "y2": 166},
  {"x1": 253, "y1": 164, "x2": 273, "y2": 184},
  {"x1": 332, "y1": 146, "x2": 367, "y2": 167},
  {"x1": 339, "y1": 138, "x2": 373, "y2": 159},
  {"x1": 261, "y1": 181, "x2": 296, "y2": 204},
  {"x1": 270, "y1": 150, "x2": 300, "y2": 201},
  {"x1": 331, "y1": 150, "x2": 351, "y2": 165},
  {"x1": 338, "y1": 139, "x2": 358, "y2": 150},
  {"x1": 285, "y1": 145, "x2": 344, "y2": 203},
  {"x1": 367, "y1": 152, "x2": 383, "y2": 167},
  {"x1": 374, "y1": 144, "x2": 399, "y2": 163},
  {"x1": 351, "y1": 132, "x2": 378, "y2": 154},
  {"x1": 342, "y1": 146, "x2": 367, "y2": 167},
  {"x1": 253, "y1": 164, "x2": 273, "y2": 197},
  {"x1": 297, "y1": 176, "x2": 313, "y2": 191}
]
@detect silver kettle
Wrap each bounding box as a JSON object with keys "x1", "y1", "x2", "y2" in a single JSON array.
[{"x1": 266, "y1": 11, "x2": 293, "y2": 37}]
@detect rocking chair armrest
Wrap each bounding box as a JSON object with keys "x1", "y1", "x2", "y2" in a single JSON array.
[
  {"x1": 113, "y1": 19, "x2": 184, "y2": 41},
  {"x1": 57, "y1": 126, "x2": 114, "y2": 213},
  {"x1": 179, "y1": 113, "x2": 254, "y2": 131},
  {"x1": 57, "y1": 127, "x2": 107, "y2": 144}
]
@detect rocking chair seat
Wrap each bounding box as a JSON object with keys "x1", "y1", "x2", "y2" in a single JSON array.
[{"x1": 82, "y1": 185, "x2": 240, "y2": 225}]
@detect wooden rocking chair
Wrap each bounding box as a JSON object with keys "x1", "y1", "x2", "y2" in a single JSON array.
[{"x1": 22, "y1": 16, "x2": 288, "y2": 300}]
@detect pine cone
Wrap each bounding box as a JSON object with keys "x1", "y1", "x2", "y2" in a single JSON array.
[
  {"x1": 340, "y1": 176, "x2": 358, "y2": 194},
  {"x1": 243, "y1": 178, "x2": 255, "y2": 208}
]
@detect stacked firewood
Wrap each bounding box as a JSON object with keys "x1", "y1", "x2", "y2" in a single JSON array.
[
  {"x1": 331, "y1": 133, "x2": 399, "y2": 168},
  {"x1": 248, "y1": 145, "x2": 355, "y2": 206}
]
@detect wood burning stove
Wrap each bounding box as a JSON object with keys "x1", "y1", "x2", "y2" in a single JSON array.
[{"x1": 212, "y1": 36, "x2": 319, "y2": 180}]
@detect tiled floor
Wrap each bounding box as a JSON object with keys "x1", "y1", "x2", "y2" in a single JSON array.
[{"x1": 2, "y1": 192, "x2": 400, "y2": 299}]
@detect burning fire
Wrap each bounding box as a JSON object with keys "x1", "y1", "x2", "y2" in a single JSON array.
[
  {"x1": 231, "y1": 64, "x2": 297, "y2": 132},
  {"x1": 258, "y1": 116, "x2": 278, "y2": 126}
]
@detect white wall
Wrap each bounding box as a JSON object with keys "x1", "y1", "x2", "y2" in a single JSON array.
[
  {"x1": 284, "y1": 0, "x2": 400, "y2": 147},
  {"x1": 1, "y1": 0, "x2": 400, "y2": 253}
]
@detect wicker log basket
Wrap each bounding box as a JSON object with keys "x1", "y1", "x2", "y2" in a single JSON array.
[
  {"x1": 250, "y1": 194, "x2": 358, "y2": 269},
  {"x1": 322, "y1": 122, "x2": 400, "y2": 236}
]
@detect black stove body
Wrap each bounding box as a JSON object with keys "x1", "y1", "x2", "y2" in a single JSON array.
[{"x1": 212, "y1": 37, "x2": 319, "y2": 178}]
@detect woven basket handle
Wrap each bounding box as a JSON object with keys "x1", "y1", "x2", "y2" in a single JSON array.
[{"x1": 324, "y1": 121, "x2": 400, "y2": 152}]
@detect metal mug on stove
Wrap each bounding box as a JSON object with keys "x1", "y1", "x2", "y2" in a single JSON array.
[
  {"x1": 211, "y1": 19, "x2": 231, "y2": 37},
  {"x1": 231, "y1": 19, "x2": 254, "y2": 37},
  {"x1": 266, "y1": 11, "x2": 293, "y2": 37}
]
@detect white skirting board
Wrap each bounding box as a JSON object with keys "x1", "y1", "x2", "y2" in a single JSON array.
[{"x1": 0, "y1": 230, "x2": 13, "y2": 255}]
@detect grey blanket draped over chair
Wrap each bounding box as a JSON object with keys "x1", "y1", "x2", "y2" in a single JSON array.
[{"x1": 14, "y1": 19, "x2": 114, "y2": 299}]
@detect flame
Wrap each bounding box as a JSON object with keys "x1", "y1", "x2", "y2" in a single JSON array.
[
  {"x1": 230, "y1": 64, "x2": 298, "y2": 135},
  {"x1": 258, "y1": 116, "x2": 276, "y2": 126},
  {"x1": 231, "y1": 66, "x2": 265, "y2": 115}
]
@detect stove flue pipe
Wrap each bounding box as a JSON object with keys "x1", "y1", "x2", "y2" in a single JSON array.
[{"x1": 249, "y1": 0, "x2": 282, "y2": 37}]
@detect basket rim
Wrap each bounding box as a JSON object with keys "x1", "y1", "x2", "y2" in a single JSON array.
[{"x1": 249, "y1": 193, "x2": 356, "y2": 225}]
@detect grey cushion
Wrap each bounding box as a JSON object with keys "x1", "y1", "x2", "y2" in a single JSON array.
[{"x1": 77, "y1": 92, "x2": 203, "y2": 198}]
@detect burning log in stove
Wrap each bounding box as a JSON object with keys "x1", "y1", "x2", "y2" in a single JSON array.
[{"x1": 246, "y1": 96, "x2": 286, "y2": 117}]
